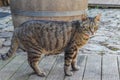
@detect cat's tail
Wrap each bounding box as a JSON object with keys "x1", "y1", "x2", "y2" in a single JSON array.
[{"x1": 0, "y1": 34, "x2": 19, "y2": 60}]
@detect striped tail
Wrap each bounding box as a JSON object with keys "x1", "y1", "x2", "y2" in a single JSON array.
[{"x1": 0, "y1": 34, "x2": 18, "y2": 60}]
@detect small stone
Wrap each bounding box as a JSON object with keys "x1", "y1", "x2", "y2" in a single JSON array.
[
  {"x1": 90, "y1": 36, "x2": 109, "y2": 42},
  {"x1": 0, "y1": 17, "x2": 11, "y2": 25},
  {"x1": 2, "y1": 25, "x2": 14, "y2": 32},
  {"x1": 0, "y1": 47, "x2": 9, "y2": 54},
  {"x1": 116, "y1": 51, "x2": 120, "y2": 55},
  {"x1": 83, "y1": 43, "x2": 107, "y2": 52},
  {"x1": 3, "y1": 40, "x2": 11, "y2": 47},
  {"x1": 0, "y1": 32, "x2": 13, "y2": 38},
  {"x1": 106, "y1": 44, "x2": 120, "y2": 51},
  {"x1": 0, "y1": 38, "x2": 5, "y2": 47},
  {"x1": 0, "y1": 24, "x2": 6, "y2": 29}
]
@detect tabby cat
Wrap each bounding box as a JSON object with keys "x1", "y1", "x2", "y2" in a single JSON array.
[{"x1": 0, "y1": 14, "x2": 101, "y2": 77}]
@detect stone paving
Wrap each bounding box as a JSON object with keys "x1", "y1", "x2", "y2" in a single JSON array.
[{"x1": 0, "y1": 7, "x2": 120, "y2": 55}]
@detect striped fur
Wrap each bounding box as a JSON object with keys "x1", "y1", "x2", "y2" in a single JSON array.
[{"x1": 0, "y1": 14, "x2": 101, "y2": 77}]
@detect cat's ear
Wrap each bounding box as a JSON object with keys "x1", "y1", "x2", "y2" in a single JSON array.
[
  {"x1": 81, "y1": 14, "x2": 87, "y2": 21},
  {"x1": 95, "y1": 14, "x2": 101, "y2": 22}
]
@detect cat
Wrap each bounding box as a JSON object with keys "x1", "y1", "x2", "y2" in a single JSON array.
[{"x1": 0, "y1": 14, "x2": 101, "y2": 77}]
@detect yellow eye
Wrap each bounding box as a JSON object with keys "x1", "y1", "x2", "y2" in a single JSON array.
[{"x1": 94, "y1": 26, "x2": 98, "y2": 31}]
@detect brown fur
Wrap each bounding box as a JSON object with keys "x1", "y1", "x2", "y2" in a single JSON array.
[{"x1": 0, "y1": 14, "x2": 101, "y2": 77}]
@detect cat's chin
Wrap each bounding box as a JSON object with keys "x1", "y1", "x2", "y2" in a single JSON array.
[
  {"x1": 90, "y1": 35, "x2": 95, "y2": 38},
  {"x1": 88, "y1": 32, "x2": 95, "y2": 38}
]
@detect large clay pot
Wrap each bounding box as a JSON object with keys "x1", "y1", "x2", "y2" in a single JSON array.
[{"x1": 10, "y1": 0, "x2": 88, "y2": 28}]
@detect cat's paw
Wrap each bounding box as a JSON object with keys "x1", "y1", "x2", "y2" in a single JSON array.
[
  {"x1": 65, "y1": 71, "x2": 73, "y2": 76},
  {"x1": 72, "y1": 66, "x2": 80, "y2": 71},
  {"x1": 37, "y1": 72, "x2": 46, "y2": 77}
]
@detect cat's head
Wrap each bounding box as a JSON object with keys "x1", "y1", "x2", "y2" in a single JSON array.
[{"x1": 80, "y1": 14, "x2": 101, "y2": 37}]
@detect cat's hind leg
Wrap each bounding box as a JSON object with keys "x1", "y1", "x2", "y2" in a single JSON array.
[{"x1": 27, "y1": 51, "x2": 46, "y2": 77}]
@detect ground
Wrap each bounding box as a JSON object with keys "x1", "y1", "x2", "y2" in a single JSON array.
[{"x1": 0, "y1": 7, "x2": 120, "y2": 80}]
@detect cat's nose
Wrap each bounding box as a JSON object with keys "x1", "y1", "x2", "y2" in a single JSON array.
[{"x1": 91, "y1": 30, "x2": 94, "y2": 35}]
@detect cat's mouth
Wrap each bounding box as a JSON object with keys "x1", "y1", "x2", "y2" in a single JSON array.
[
  {"x1": 89, "y1": 31, "x2": 97, "y2": 38},
  {"x1": 84, "y1": 31, "x2": 95, "y2": 38},
  {"x1": 85, "y1": 31, "x2": 94, "y2": 37}
]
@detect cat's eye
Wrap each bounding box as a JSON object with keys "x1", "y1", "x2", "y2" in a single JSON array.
[{"x1": 94, "y1": 26, "x2": 98, "y2": 31}]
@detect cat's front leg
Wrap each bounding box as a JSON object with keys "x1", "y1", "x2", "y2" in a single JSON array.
[
  {"x1": 64, "y1": 46, "x2": 78, "y2": 76},
  {"x1": 71, "y1": 51, "x2": 80, "y2": 71},
  {"x1": 64, "y1": 52, "x2": 73, "y2": 76}
]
